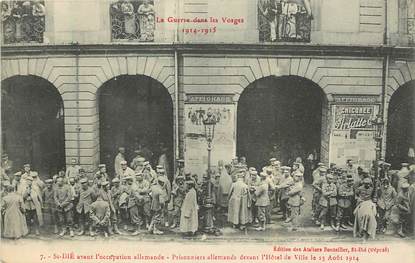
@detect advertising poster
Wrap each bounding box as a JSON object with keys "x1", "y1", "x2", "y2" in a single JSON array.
[
  {"x1": 184, "y1": 95, "x2": 235, "y2": 178},
  {"x1": 329, "y1": 104, "x2": 378, "y2": 168}
]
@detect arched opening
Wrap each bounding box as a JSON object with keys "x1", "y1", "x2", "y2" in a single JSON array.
[
  {"x1": 237, "y1": 76, "x2": 327, "y2": 171},
  {"x1": 98, "y1": 75, "x2": 174, "y2": 179},
  {"x1": 386, "y1": 80, "x2": 415, "y2": 168},
  {"x1": 1, "y1": 75, "x2": 65, "y2": 178}
]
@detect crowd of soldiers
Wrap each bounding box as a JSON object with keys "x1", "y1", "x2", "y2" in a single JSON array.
[{"x1": 1, "y1": 149, "x2": 415, "y2": 241}]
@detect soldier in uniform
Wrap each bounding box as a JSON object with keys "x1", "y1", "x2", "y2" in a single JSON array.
[
  {"x1": 312, "y1": 167, "x2": 327, "y2": 223},
  {"x1": 287, "y1": 171, "x2": 304, "y2": 231},
  {"x1": 149, "y1": 177, "x2": 166, "y2": 235},
  {"x1": 354, "y1": 177, "x2": 377, "y2": 240},
  {"x1": 76, "y1": 178, "x2": 96, "y2": 236},
  {"x1": 119, "y1": 160, "x2": 135, "y2": 182},
  {"x1": 98, "y1": 181, "x2": 120, "y2": 234},
  {"x1": 264, "y1": 168, "x2": 276, "y2": 224},
  {"x1": 66, "y1": 158, "x2": 81, "y2": 180},
  {"x1": 95, "y1": 164, "x2": 109, "y2": 185},
  {"x1": 377, "y1": 178, "x2": 397, "y2": 233},
  {"x1": 54, "y1": 177, "x2": 74, "y2": 237},
  {"x1": 390, "y1": 182, "x2": 410, "y2": 237},
  {"x1": 276, "y1": 166, "x2": 293, "y2": 222},
  {"x1": 156, "y1": 168, "x2": 171, "y2": 227},
  {"x1": 170, "y1": 176, "x2": 186, "y2": 229},
  {"x1": 132, "y1": 172, "x2": 151, "y2": 234},
  {"x1": 227, "y1": 171, "x2": 251, "y2": 230},
  {"x1": 180, "y1": 180, "x2": 199, "y2": 236},
  {"x1": 22, "y1": 176, "x2": 43, "y2": 235},
  {"x1": 253, "y1": 172, "x2": 269, "y2": 231},
  {"x1": 42, "y1": 179, "x2": 58, "y2": 234},
  {"x1": 90, "y1": 196, "x2": 111, "y2": 237},
  {"x1": 336, "y1": 174, "x2": 355, "y2": 231},
  {"x1": 130, "y1": 150, "x2": 143, "y2": 171},
  {"x1": 114, "y1": 147, "x2": 126, "y2": 178},
  {"x1": 110, "y1": 178, "x2": 123, "y2": 232},
  {"x1": 318, "y1": 173, "x2": 337, "y2": 230},
  {"x1": 142, "y1": 161, "x2": 157, "y2": 184}
]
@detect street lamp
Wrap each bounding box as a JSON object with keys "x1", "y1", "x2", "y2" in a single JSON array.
[{"x1": 202, "y1": 112, "x2": 216, "y2": 232}]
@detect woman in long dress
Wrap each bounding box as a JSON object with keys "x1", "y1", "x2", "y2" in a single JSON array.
[{"x1": 1, "y1": 185, "x2": 28, "y2": 239}]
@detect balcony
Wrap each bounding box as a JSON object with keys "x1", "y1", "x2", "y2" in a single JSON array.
[
  {"x1": 258, "y1": 0, "x2": 312, "y2": 43},
  {"x1": 110, "y1": 0, "x2": 155, "y2": 42},
  {"x1": 1, "y1": 0, "x2": 45, "y2": 44}
]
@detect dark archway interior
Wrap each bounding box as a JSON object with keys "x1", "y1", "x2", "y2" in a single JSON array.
[
  {"x1": 1, "y1": 76, "x2": 65, "y2": 178},
  {"x1": 99, "y1": 75, "x2": 174, "y2": 178},
  {"x1": 386, "y1": 81, "x2": 415, "y2": 168},
  {"x1": 237, "y1": 76, "x2": 325, "y2": 169}
]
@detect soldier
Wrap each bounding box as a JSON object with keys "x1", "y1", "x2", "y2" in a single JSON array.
[
  {"x1": 318, "y1": 173, "x2": 337, "y2": 230},
  {"x1": 22, "y1": 176, "x2": 43, "y2": 235},
  {"x1": 170, "y1": 176, "x2": 186, "y2": 229},
  {"x1": 390, "y1": 182, "x2": 410, "y2": 237},
  {"x1": 131, "y1": 151, "x2": 145, "y2": 171},
  {"x1": 312, "y1": 163, "x2": 325, "y2": 183},
  {"x1": 98, "y1": 181, "x2": 120, "y2": 234},
  {"x1": 180, "y1": 180, "x2": 198, "y2": 236},
  {"x1": 227, "y1": 171, "x2": 251, "y2": 230},
  {"x1": 353, "y1": 177, "x2": 377, "y2": 240},
  {"x1": 110, "y1": 178, "x2": 123, "y2": 233},
  {"x1": 336, "y1": 174, "x2": 355, "y2": 231},
  {"x1": 247, "y1": 170, "x2": 259, "y2": 224},
  {"x1": 254, "y1": 172, "x2": 269, "y2": 231},
  {"x1": 90, "y1": 196, "x2": 111, "y2": 237},
  {"x1": 142, "y1": 161, "x2": 157, "y2": 184},
  {"x1": 287, "y1": 171, "x2": 304, "y2": 231},
  {"x1": 264, "y1": 168, "x2": 276, "y2": 224},
  {"x1": 149, "y1": 177, "x2": 166, "y2": 235},
  {"x1": 312, "y1": 167, "x2": 327, "y2": 223},
  {"x1": 156, "y1": 168, "x2": 171, "y2": 227},
  {"x1": 131, "y1": 172, "x2": 151, "y2": 234},
  {"x1": 42, "y1": 179, "x2": 58, "y2": 234},
  {"x1": 121, "y1": 176, "x2": 135, "y2": 231},
  {"x1": 66, "y1": 158, "x2": 81, "y2": 180},
  {"x1": 119, "y1": 160, "x2": 135, "y2": 182},
  {"x1": 377, "y1": 178, "x2": 397, "y2": 233},
  {"x1": 54, "y1": 177, "x2": 74, "y2": 237},
  {"x1": 276, "y1": 166, "x2": 293, "y2": 222},
  {"x1": 174, "y1": 159, "x2": 185, "y2": 181},
  {"x1": 31, "y1": 172, "x2": 45, "y2": 198},
  {"x1": 20, "y1": 163, "x2": 38, "y2": 183},
  {"x1": 114, "y1": 147, "x2": 126, "y2": 178},
  {"x1": 95, "y1": 164, "x2": 109, "y2": 184},
  {"x1": 76, "y1": 178, "x2": 96, "y2": 236}
]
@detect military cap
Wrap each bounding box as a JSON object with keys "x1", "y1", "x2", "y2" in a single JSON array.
[
  {"x1": 381, "y1": 178, "x2": 389, "y2": 184},
  {"x1": 156, "y1": 165, "x2": 163, "y2": 169},
  {"x1": 112, "y1": 178, "x2": 120, "y2": 183},
  {"x1": 259, "y1": 172, "x2": 267, "y2": 178},
  {"x1": 157, "y1": 176, "x2": 165, "y2": 182},
  {"x1": 269, "y1": 158, "x2": 277, "y2": 162},
  {"x1": 135, "y1": 172, "x2": 143, "y2": 177},
  {"x1": 251, "y1": 171, "x2": 258, "y2": 175},
  {"x1": 237, "y1": 172, "x2": 245, "y2": 178},
  {"x1": 281, "y1": 166, "x2": 291, "y2": 171},
  {"x1": 346, "y1": 177, "x2": 354, "y2": 182},
  {"x1": 134, "y1": 149, "x2": 141, "y2": 154},
  {"x1": 185, "y1": 171, "x2": 191, "y2": 176},
  {"x1": 118, "y1": 147, "x2": 125, "y2": 151},
  {"x1": 120, "y1": 160, "x2": 127, "y2": 165},
  {"x1": 362, "y1": 178, "x2": 372, "y2": 184},
  {"x1": 32, "y1": 172, "x2": 38, "y2": 177},
  {"x1": 186, "y1": 180, "x2": 195, "y2": 186},
  {"x1": 79, "y1": 178, "x2": 88, "y2": 184},
  {"x1": 401, "y1": 182, "x2": 410, "y2": 189},
  {"x1": 177, "y1": 159, "x2": 185, "y2": 163},
  {"x1": 100, "y1": 181, "x2": 109, "y2": 186},
  {"x1": 137, "y1": 157, "x2": 146, "y2": 162},
  {"x1": 157, "y1": 169, "x2": 165, "y2": 173},
  {"x1": 317, "y1": 162, "x2": 324, "y2": 166},
  {"x1": 98, "y1": 164, "x2": 106, "y2": 168},
  {"x1": 319, "y1": 167, "x2": 327, "y2": 172},
  {"x1": 25, "y1": 176, "x2": 33, "y2": 181},
  {"x1": 123, "y1": 176, "x2": 133, "y2": 181},
  {"x1": 361, "y1": 168, "x2": 370, "y2": 174},
  {"x1": 326, "y1": 174, "x2": 334, "y2": 180},
  {"x1": 143, "y1": 161, "x2": 150, "y2": 166},
  {"x1": 401, "y1": 163, "x2": 409, "y2": 167},
  {"x1": 293, "y1": 162, "x2": 300, "y2": 166},
  {"x1": 23, "y1": 163, "x2": 31, "y2": 167},
  {"x1": 176, "y1": 176, "x2": 185, "y2": 181},
  {"x1": 68, "y1": 177, "x2": 75, "y2": 182},
  {"x1": 45, "y1": 179, "x2": 53, "y2": 184},
  {"x1": 249, "y1": 167, "x2": 256, "y2": 172}
]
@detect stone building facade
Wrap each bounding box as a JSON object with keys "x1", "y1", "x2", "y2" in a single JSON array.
[{"x1": 1, "y1": 0, "x2": 414, "y2": 178}]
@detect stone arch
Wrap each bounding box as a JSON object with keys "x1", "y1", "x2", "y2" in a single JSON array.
[
  {"x1": 1, "y1": 75, "x2": 66, "y2": 177},
  {"x1": 235, "y1": 74, "x2": 330, "y2": 170}
]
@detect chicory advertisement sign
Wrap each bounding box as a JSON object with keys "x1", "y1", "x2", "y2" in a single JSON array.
[{"x1": 333, "y1": 105, "x2": 374, "y2": 130}]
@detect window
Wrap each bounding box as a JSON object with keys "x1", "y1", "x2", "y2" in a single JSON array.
[
  {"x1": 258, "y1": 0, "x2": 312, "y2": 43},
  {"x1": 110, "y1": 0, "x2": 155, "y2": 42},
  {"x1": 1, "y1": 0, "x2": 46, "y2": 44}
]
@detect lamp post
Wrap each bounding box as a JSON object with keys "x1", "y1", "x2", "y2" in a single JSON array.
[
  {"x1": 202, "y1": 112, "x2": 216, "y2": 232},
  {"x1": 372, "y1": 114, "x2": 384, "y2": 197}
]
